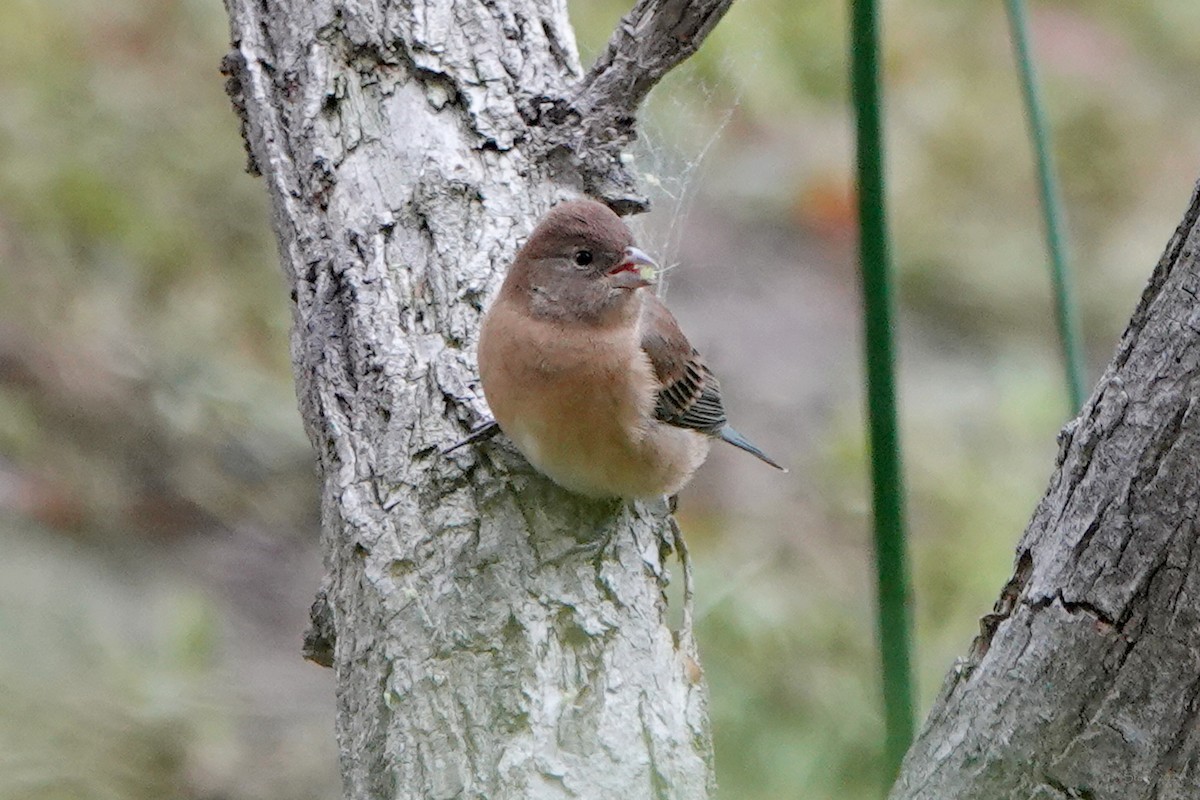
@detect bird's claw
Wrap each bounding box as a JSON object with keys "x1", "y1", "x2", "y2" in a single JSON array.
[{"x1": 441, "y1": 420, "x2": 501, "y2": 454}]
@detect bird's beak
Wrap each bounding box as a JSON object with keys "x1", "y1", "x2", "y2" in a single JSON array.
[{"x1": 607, "y1": 246, "x2": 658, "y2": 290}]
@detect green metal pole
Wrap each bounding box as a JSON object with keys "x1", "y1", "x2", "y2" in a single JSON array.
[
  {"x1": 1005, "y1": 0, "x2": 1087, "y2": 412},
  {"x1": 849, "y1": 0, "x2": 916, "y2": 782}
]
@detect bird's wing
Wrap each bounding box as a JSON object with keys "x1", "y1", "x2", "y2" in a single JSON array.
[{"x1": 639, "y1": 293, "x2": 728, "y2": 434}]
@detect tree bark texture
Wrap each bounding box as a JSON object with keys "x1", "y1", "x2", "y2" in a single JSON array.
[
  {"x1": 891, "y1": 183, "x2": 1200, "y2": 799},
  {"x1": 221, "y1": 1, "x2": 733, "y2": 798}
]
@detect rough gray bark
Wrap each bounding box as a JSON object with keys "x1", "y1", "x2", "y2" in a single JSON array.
[
  {"x1": 221, "y1": 0, "x2": 734, "y2": 798},
  {"x1": 891, "y1": 184, "x2": 1200, "y2": 799}
]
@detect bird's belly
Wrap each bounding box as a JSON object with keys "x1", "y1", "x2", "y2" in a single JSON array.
[
  {"x1": 506, "y1": 404, "x2": 708, "y2": 500},
  {"x1": 480, "y1": 322, "x2": 708, "y2": 499}
]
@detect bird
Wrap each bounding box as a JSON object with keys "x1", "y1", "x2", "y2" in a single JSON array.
[{"x1": 475, "y1": 198, "x2": 784, "y2": 501}]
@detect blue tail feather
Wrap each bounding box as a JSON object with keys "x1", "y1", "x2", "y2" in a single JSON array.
[{"x1": 716, "y1": 426, "x2": 787, "y2": 471}]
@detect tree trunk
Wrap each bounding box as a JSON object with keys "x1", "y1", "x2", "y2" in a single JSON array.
[
  {"x1": 220, "y1": 1, "x2": 732, "y2": 797},
  {"x1": 891, "y1": 183, "x2": 1200, "y2": 799}
]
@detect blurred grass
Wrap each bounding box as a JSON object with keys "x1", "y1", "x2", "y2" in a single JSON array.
[
  {"x1": 685, "y1": 364, "x2": 1055, "y2": 798},
  {"x1": 0, "y1": 0, "x2": 313, "y2": 541},
  {"x1": 0, "y1": 518, "x2": 202, "y2": 800},
  {"x1": 2, "y1": 0, "x2": 1199, "y2": 798}
]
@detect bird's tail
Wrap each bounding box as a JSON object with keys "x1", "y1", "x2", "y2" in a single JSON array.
[{"x1": 717, "y1": 425, "x2": 787, "y2": 471}]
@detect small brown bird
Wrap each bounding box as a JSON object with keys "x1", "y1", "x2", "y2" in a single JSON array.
[{"x1": 477, "y1": 199, "x2": 784, "y2": 500}]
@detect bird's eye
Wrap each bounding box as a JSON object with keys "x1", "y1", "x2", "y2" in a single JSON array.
[{"x1": 574, "y1": 250, "x2": 593, "y2": 267}]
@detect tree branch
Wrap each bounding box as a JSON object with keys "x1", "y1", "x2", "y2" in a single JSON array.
[
  {"x1": 526, "y1": 0, "x2": 735, "y2": 215},
  {"x1": 891, "y1": 181, "x2": 1200, "y2": 799},
  {"x1": 581, "y1": 0, "x2": 735, "y2": 117}
]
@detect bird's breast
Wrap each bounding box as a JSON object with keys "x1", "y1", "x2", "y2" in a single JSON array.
[{"x1": 478, "y1": 303, "x2": 707, "y2": 498}]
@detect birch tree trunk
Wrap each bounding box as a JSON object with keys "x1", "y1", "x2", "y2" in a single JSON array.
[
  {"x1": 220, "y1": 1, "x2": 732, "y2": 797},
  {"x1": 891, "y1": 184, "x2": 1200, "y2": 799}
]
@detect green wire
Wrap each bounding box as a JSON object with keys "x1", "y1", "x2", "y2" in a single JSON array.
[
  {"x1": 1005, "y1": 0, "x2": 1087, "y2": 412},
  {"x1": 849, "y1": 0, "x2": 916, "y2": 783}
]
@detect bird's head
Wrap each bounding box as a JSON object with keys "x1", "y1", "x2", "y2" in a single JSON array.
[{"x1": 505, "y1": 199, "x2": 659, "y2": 325}]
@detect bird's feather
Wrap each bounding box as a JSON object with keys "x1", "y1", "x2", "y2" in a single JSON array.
[
  {"x1": 639, "y1": 293, "x2": 786, "y2": 471},
  {"x1": 639, "y1": 294, "x2": 728, "y2": 434},
  {"x1": 717, "y1": 425, "x2": 787, "y2": 471}
]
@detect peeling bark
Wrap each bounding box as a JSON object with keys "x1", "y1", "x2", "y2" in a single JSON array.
[
  {"x1": 891, "y1": 183, "x2": 1200, "y2": 799},
  {"x1": 220, "y1": 1, "x2": 732, "y2": 797}
]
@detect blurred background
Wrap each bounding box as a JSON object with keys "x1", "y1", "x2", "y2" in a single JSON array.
[{"x1": 2, "y1": 0, "x2": 1198, "y2": 797}]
